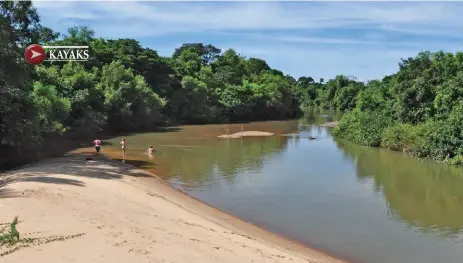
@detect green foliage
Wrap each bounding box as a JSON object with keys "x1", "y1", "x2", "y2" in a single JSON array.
[
  {"x1": 334, "y1": 51, "x2": 463, "y2": 166},
  {"x1": 334, "y1": 84, "x2": 360, "y2": 111},
  {"x1": 2, "y1": 1, "x2": 463, "y2": 167},
  {"x1": 381, "y1": 123, "x2": 421, "y2": 154},
  {"x1": 1, "y1": 1, "x2": 47, "y2": 165},
  {"x1": 165, "y1": 75, "x2": 211, "y2": 123},
  {"x1": 416, "y1": 103, "x2": 463, "y2": 161},
  {"x1": 173, "y1": 43, "x2": 221, "y2": 65},
  {"x1": 97, "y1": 61, "x2": 164, "y2": 130},
  {"x1": 433, "y1": 71, "x2": 463, "y2": 119},
  {"x1": 32, "y1": 82, "x2": 71, "y2": 133},
  {"x1": 355, "y1": 84, "x2": 385, "y2": 112},
  {"x1": 333, "y1": 110, "x2": 390, "y2": 147},
  {"x1": 35, "y1": 63, "x2": 106, "y2": 135},
  {"x1": 445, "y1": 155, "x2": 463, "y2": 166},
  {"x1": 0, "y1": 217, "x2": 20, "y2": 246}
]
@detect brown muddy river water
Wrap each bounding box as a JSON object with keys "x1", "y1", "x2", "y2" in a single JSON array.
[{"x1": 77, "y1": 110, "x2": 463, "y2": 263}]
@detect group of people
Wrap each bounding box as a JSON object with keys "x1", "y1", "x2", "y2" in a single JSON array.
[{"x1": 92, "y1": 138, "x2": 156, "y2": 158}]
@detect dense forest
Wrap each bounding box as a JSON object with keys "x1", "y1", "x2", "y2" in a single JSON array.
[
  {"x1": 1, "y1": 1, "x2": 463, "y2": 167},
  {"x1": 332, "y1": 51, "x2": 463, "y2": 166}
]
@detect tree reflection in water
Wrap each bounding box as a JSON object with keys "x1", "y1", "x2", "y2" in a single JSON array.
[{"x1": 335, "y1": 139, "x2": 463, "y2": 239}]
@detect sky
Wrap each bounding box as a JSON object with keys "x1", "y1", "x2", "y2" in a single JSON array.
[{"x1": 33, "y1": 0, "x2": 463, "y2": 81}]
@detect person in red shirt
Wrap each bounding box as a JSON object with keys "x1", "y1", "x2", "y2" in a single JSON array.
[{"x1": 92, "y1": 139, "x2": 102, "y2": 154}]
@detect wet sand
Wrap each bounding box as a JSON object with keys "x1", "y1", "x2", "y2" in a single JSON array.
[
  {"x1": 0, "y1": 155, "x2": 347, "y2": 263},
  {"x1": 218, "y1": 131, "x2": 275, "y2": 138}
]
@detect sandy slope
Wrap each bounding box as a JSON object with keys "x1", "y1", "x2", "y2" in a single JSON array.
[{"x1": 0, "y1": 156, "x2": 347, "y2": 263}]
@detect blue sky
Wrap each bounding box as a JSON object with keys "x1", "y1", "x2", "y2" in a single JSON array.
[{"x1": 33, "y1": 1, "x2": 463, "y2": 81}]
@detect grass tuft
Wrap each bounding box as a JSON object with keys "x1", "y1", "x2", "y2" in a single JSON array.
[{"x1": 0, "y1": 216, "x2": 85, "y2": 257}]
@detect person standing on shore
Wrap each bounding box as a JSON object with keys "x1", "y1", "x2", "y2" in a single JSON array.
[
  {"x1": 92, "y1": 139, "x2": 101, "y2": 155},
  {"x1": 120, "y1": 138, "x2": 126, "y2": 155}
]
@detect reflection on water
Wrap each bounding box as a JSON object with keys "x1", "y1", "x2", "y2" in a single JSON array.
[
  {"x1": 168, "y1": 136, "x2": 290, "y2": 190},
  {"x1": 336, "y1": 140, "x2": 463, "y2": 239},
  {"x1": 76, "y1": 110, "x2": 463, "y2": 263}
]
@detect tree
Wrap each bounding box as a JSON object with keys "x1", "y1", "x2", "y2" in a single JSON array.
[
  {"x1": 0, "y1": 0, "x2": 50, "y2": 166},
  {"x1": 245, "y1": 58, "x2": 270, "y2": 76},
  {"x1": 32, "y1": 82, "x2": 71, "y2": 133},
  {"x1": 173, "y1": 43, "x2": 221, "y2": 65},
  {"x1": 96, "y1": 61, "x2": 164, "y2": 131},
  {"x1": 297, "y1": 76, "x2": 314, "y2": 87}
]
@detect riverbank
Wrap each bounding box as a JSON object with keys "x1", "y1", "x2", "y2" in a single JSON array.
[{"x1": 0, "y1": 155, "x2": 347, "y2": 263}]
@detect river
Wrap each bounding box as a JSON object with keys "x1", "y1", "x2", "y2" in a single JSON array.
[{"x1": 80, "y1": 110, "x2": 463, "y2": 263}]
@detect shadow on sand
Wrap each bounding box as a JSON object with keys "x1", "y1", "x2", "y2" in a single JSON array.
[
  {"x1": 0, "y1": 155, "x2": 155, "y2": 199},
  {"x1": 0, "y1": 188, "x2": 24, "y2": 199},
  {"x1": 111, "y1": 158, "x2": 156, "y2": 167}
]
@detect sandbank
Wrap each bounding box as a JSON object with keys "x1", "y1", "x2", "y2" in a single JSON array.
[
  {"x1": 218, "y1": 131, "x2": 275, "y2": 138},
  {"x1": 0, "y1": 155, "x2": 347, "y2": 263}
]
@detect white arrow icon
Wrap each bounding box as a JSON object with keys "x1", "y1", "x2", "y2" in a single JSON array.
[{"x1": 31, "y1": 50, "x2": 43, "y2": 59}]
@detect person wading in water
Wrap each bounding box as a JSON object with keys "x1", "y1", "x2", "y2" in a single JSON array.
[
  {"x1": 120, "y1": 138, "x2": 126, "y2": 155},
  {"x1": 146, "y1": 146, "x2": 156, "y2": 159},
  {"x1": 92, "y1": 139, "x2": 102, "y2": 155}
]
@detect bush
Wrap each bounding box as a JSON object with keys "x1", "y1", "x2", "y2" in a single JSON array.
[
  {"x1": 417, "y1": 119, "x2": 462, "y2": 161},
  {"x1": 445, "y1": 155, "x2": 463, "y2": 166},
  {"x1": 333, "y1": 109, "x2": 391, "y2": 147},
  {"x1": 381, "y1": 123, "x2": 418, "y2": 152}
]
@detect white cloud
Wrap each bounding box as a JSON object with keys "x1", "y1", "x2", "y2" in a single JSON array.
[
  {"x1": 381, "y1": 24, "x2": 463, "y2": 38},
  {"x1": 227, "y1": 32, "x2": 429, "y2": 48},
  {"x1": 32, "y1": 1, "x2": 463, "y2": 80},
  {"x1": 34, "y1": 1, "x2": 463, "y2": 35}
]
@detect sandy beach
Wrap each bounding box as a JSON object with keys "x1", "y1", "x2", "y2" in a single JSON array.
[{"x1": 0, "y1": 155, "x2": 347, "y2": 263}]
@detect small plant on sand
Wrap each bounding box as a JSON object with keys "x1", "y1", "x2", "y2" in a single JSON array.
[
  {"x1": 0, "y1": 216, "x2": 85, "y2": 257},
  {"x1": 0, "y1": 217, "x2": 20, "y2": 246}
]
